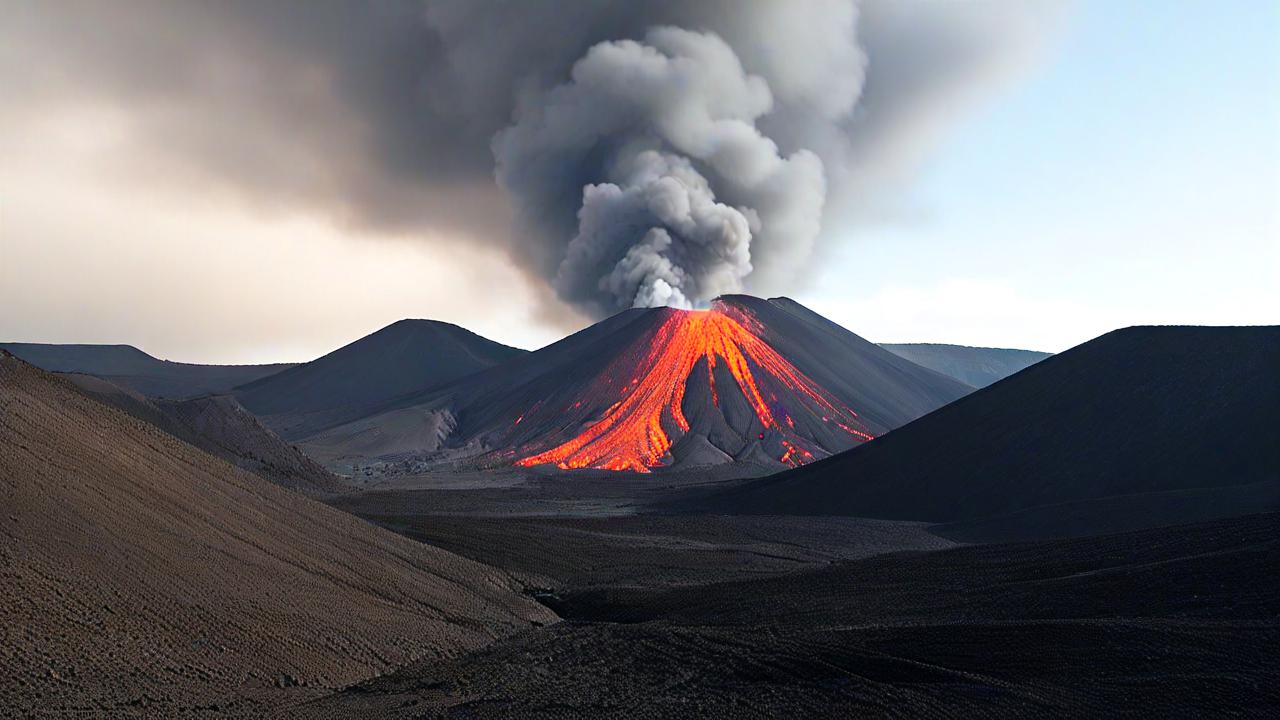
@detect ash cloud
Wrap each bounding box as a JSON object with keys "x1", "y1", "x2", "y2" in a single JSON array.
[
  {"x1": 1, "y1": 0, "x2": 1066, "y2": 322},
  {"x1": 495, "y1": 28, "x2": 824, "y2": 314}
]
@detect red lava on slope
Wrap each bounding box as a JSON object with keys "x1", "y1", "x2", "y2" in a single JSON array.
[{"x1": 517, "y1": 301, "x2": 873, "y2": 473}]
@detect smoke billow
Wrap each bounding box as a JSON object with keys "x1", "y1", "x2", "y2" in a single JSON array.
[
  {"x1": 2, "y1": 0, "x2": 1064, "y2": 322},
  {"x1": 495, "y1": 27, "x2": 826, "y2": 314}
]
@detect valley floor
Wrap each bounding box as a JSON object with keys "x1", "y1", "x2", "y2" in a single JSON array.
[{"x1": 276, "y1": 473, "x2": 1279, "y2": 719}]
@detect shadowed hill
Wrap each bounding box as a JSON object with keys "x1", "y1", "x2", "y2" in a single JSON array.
[
  {"x1": 0, "y1": 342, "x2": 291, "y2": 398},
  {"x1": 880, "y1": 342, "x2": 1049, "y2": 387},
  {"x1": 687, "y1": 326, "x2": 1280, "y2": 539},
  {"x1": 0, "y1": 352, "x2": 554, "y2": 716},
  {"x1": 235, "y1": 319, "x2": 526, "y2": 440}
]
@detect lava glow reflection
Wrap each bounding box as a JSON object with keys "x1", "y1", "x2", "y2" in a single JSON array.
[{"x1": 516, "y1": 303, "x2": 873, "y2": 473}]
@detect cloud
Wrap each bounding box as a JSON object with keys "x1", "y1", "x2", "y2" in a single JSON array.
[
  {"x1": 495, "y1": 28, "x2": 824, "y2": 314},
  {"x1": 1, "y1": 0, "x2": 1068, "y2": 327},
  {"x1": 0, "y1": 103, "x2": 562, "y2": 363}
]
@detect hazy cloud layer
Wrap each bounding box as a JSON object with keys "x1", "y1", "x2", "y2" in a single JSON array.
[{"x1": 1, "y1": 0, "x2": 1065, "y2": 323}]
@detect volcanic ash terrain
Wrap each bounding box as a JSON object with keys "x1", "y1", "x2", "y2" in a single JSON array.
[{"x1": 0, "y1": 352, "x2": 553, "y2": 717}]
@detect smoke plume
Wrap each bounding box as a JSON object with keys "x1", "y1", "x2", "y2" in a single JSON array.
[
  {"x1": 495, "y1": 27, "x2": 827, "y2": 313},
  {"x1": 2, "y1": 0, "x2": 1065, "y2": 322}
]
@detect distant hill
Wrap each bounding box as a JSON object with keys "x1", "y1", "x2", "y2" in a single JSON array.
[
  {"x1": 63, "y1": 373, "x2": 348, "y2": 495},
  {"x1": 880, "y1": 343, "x2": 1050, "y2": 387},
  {"x1": 687, "y1": 326, "x2": 1280, "y2": 540},
  {"x1": 300, "y1": 296, "x2": 973, "y2": 474},
  {"x1": 0, "y1": 351, "x2": 553, "y2": 715},
  {"x1": 235, "y1": 319, "x2": 526, "y2": 440},
  {"x1": 0, "y1": 342, "x2": 291, "y2": 398}
]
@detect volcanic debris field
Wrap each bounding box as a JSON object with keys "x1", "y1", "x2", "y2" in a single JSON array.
[{"x1": 1, "y1": 313, "x2": 1277, "y2": 718}]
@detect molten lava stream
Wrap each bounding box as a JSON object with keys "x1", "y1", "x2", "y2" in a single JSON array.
[{"x1": 516, "y1": 303, "x2": 873, "y2": 473}]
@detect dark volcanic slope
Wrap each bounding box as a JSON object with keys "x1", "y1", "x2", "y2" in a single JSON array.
[
  {"x1": 303, "y1": 296, "x2": 971, "y2": 474},
  {"x1": 235, "y1": 319, "x2": 526, "y2": 440},
  {"x1": 0, "y1": 342, "x2": 291, "y2": 398},
  {"x1": 880, "y1": 342, "x2": 1050, "y2": 387},
  {"x1": 691, "y1": 326, "x2": 1280, "y2": 538},
  {"x1": 294, "y1": 513, "x2": 1279, "y2": 719},
  {"x1": 157, "y1": 395, "x2": 350, "y2": 494},
  {"x1": 0, "y1": 353, "x2": 553, "y2": 717},
  {"x1": 342, "y1": 514, "x2": 954, "y2": 593},
  {"x1": 64, "y1": 373, "x2": 348, "y2": 495}
]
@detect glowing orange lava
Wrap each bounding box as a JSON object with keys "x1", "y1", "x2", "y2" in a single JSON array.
[{"x1": 516, "y1": 303, "x2": 873, "y2": 473}]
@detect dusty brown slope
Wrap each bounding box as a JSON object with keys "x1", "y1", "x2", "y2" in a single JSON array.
[
  {"x1": 63, "y1": 373, "x2": 349, "y2": 495},
  {"x1": 0, "y1": 352, "x2": 554, "y2": 717},
  {"x1": 157, "y1": 394, "x2": 349, "y2": 494}
]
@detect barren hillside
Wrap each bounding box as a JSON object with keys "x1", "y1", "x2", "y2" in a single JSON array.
[{"x1": 0, "y1": 352, "x2": 554, "y2": 717}]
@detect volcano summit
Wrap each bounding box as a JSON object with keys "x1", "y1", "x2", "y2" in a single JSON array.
[{"x1": 300, "y1": 296, "x2": 972, "y2": 475}]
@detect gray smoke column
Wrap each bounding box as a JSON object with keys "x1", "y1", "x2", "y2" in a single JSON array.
[
  {"x1": 2, "y1": 0, "x2": 1064, "y2": 323},
  {"x1": 494, "y1": 27, "x2": 828, "y2": 315}
]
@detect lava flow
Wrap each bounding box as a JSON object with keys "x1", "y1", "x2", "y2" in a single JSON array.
[{"x1": 516, "y1": 302, "x2": 873, "y2": 473}]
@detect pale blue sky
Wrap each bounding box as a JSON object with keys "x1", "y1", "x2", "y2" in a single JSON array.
[{"x1": 802, "y1": 0, "x2": 1279, "y2": 351}]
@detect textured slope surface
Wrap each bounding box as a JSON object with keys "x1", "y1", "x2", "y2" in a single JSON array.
[
  {"x1": 0, "y1": 353, "x2": 554, "y2": 717},
  {"x1": 156, "y1": 394, "x2": 349, "y2": 494},
  {"x1": 340, "y1": 514, "x2": 954, "y2": 593},
  {"x1": 64, "y1": 373, "x2": 348, "y2": 495},
  {"x1": 235, "y1": 319, "x2": 526, "y2": 440},
  {"x1": 303, "y1": 296, "x2": 971, "y2": 475},
  {"x1": 689, "y1": 326, "x2": 1280, "y2": 537},
  {"x1": 880, "y1": 342, "x2": 1050, "y2": 387},
  {"x1": 0, "y1": 342, "x2": 292, "y2": 398},
  {"x1": 291, "y1": 512, "x2": 1279, "y2": 718}
]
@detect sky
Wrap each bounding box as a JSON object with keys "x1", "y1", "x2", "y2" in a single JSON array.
[
  {"x1": 800, "y1": 0, "x2": 1280, "y2": 350},
  {"x1": 1, "y1": 1, "x2": 1276, "y2": 363}
]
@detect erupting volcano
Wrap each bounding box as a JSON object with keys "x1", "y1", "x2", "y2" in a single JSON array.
[
  {"x1": 516, "y1": 303, "x2": 873, "y2": 472},
  {"x1": 298, "y1": 296, "x2": 974, "y2": 476}
]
